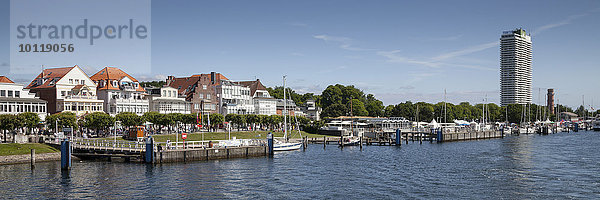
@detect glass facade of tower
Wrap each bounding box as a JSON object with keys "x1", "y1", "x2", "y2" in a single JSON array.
[{"x1": 500, "y1": 28, "x2": 532, "y2": 106}]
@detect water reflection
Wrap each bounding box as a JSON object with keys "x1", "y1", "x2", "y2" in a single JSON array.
[{"x1": 1, "y1": 131, "x2": 599, "y2": 199}]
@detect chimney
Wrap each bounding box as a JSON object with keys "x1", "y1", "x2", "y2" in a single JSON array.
[
  {"x1": 211, "y1": 72, "x2": 216, "y2": 84},
  {"x1": 166, "y1": 76, "x2": 175, "y2": 86}
]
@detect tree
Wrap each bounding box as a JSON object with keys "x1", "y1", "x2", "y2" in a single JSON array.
[
  {"x1": 365, "y1": 94, "x2": 384, "y2": 117},
  {"x1": 505, "y1": 104, "x2": 523, "y2": 123},
  {"x1": 246, "y1": 114, "x2": 259, "y2": 131},
  {"x1": 209, "y1": 113, "x2": 224, "y2": 131},
  {"x1": 347, "y1": 99, "x2": 368, "y2": 116},
  {"x1": 46, "y1": 112, "x2": 78, "y2": 131},
  {"x1": 181, "y1": 113, "x2": 197, "y2": 125},
  {"x1": 225, "y1": 113, "x2": 237, "y2": 124},
  {"x1": 384, "y1": 105, "x2": 395, "y2": 117},
  {"x1": 321, "y1": 103, "x2": 347, "y2": 118},
  {"x1": 0, "y1": 114, "x2": 20, "y2": 142},
  {"x1": 232, "y1": 114, "x2": 247, "y2": 131},
  {"x1": 82, "y1": 112, "x2": 114, "y2": 135},
  {"x1": 18, "y1": 112, "x2": 40, "y2": 134},
  {"x1": 115, "y1": 112, "x2": 142, "y2": 127},
  {"x1": 320, "y1": 85, "x2": 344, "y2": 109}
]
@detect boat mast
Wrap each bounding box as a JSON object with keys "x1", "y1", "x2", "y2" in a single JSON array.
[
  {"x1": 444, "y1": 89, "x2": 447, "y2": 123},
  {"x1": 351, "y1": 98, "x2": 353, "y2": 137},
  {"x1": 283, "y1": 75, "x2": 287, "y2": 141}
]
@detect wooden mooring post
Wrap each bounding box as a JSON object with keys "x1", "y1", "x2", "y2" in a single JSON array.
[
  {"x1": 359, "y1": 137, "x2": 363, "y2": 150},
  {"x1": 30, "y1": 149, "x2": 35, "y2": 169}
]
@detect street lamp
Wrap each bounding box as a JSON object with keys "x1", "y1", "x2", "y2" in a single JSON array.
[
  {"x1": 114, "y1": 120, "x2": 121, "y2": 146},
  {"x1": 176, "y1": 121, "x2": 180, "y2": 149},
  {"x1": 55, "y1": 118, "x2": 60, "y2": 136},
  {"x1": 228, "y1": 121, "x2": 232, "y2": 140}
]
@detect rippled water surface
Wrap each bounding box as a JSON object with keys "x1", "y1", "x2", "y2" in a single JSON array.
[{"x1": 2, "y1": 131, "x2": 600, "y2": 199}]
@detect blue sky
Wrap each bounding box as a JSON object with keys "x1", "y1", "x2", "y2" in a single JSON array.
[{"x1": 1, "y1": 0, "x2": 599, "y2": 109}]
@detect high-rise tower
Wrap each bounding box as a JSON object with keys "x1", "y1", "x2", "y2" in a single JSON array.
[{"x1": 500, "y1": 28, "x2": 532, "y2": 106}]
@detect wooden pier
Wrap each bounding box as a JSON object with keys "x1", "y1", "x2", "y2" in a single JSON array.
[
  {"x1": 291, "y1": 130, "x2": 505, "y2": 146},
  {"x1": 44, "y1": 137, "x2": 268, "y2": 163}
]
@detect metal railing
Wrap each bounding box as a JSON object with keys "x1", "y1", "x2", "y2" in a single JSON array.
[{"x1": 44, "y1": 136, "x2": 266, "y2": 152}]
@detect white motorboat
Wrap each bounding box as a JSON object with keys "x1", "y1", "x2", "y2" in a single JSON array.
[
  {"x1": 519, "y1": 127, "x2": 535, "y2": 134},
  {"x1": 339, "y1": 136, "x2": 360, "y2": 146}
]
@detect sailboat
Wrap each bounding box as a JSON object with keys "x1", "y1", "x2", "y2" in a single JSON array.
[
  {"x1": 273, "y1": 75, "x2": 303, "y2": 151},
  {"x1": 339, "y1": 100, "x2": 361, "y2": 146}
]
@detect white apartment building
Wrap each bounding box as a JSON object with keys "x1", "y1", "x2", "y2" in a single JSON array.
[
  {"x1": 0, "y1": 76, "x2": 47, "y2": 120},
  {"x1": 146, "y1": 86, "x2": 192, "y2": 114},
  {"x1": 236, "y1": 79, "x2": 277, "y2": 116},
  {"x1": 216, "y1": 80, "x2": 254, "y2": 115},
  {"x1": 91, "y1": 67, "x2": 149, "y2": 115},
  {"x1": 26, "y1": 65, "x2": 103, "y2": 116},
  {"x1": 500, "y1": 28, "x2": 532, "y2": 106}
]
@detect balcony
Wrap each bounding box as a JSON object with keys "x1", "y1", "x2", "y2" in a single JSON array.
[
  {"x1": 110, "y1": 98, "x2": 149, "y2": 105},
  {"x1": 64, "y1": 95, "x2": 97, "y2": 100}
]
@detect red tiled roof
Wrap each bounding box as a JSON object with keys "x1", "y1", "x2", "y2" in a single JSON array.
[
  {"x1": 236, "y1": 79, "x2": 268, "y2": 96},
  {"x1": 26, "y1": 65, "x2": 77, "y2": 89},
  {"x1": 168, "y1": 73, "x2": 228, "y2": 96},
  {"x1": 90, "y1": 67, "x2": 145, "y2": 92},
  {"x1": 0, "y1": 76, "x2": 14, "y2": 83}
]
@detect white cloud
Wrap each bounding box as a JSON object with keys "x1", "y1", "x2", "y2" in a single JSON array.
[
  {"x1": 289, "y1": 22, "x2": 309, "y2": 28},
  {"x1": 136, "y1": 74, "x2": 168, "y2": 82},
  {"x1": 413, "y1": 34, "x2": 463, "y2": 42},
  {"x1": 377, "y1": 50, "x2": 440, "y2": 68},
  {"x1": 432, "y1": 41, "x2": 499, "y2": 61},
  {"x1": 378, "y1": 50, "x2": 496, "y2": 71},
  {"x1": 313, "y1": 34, "x2": 374, "y2": 51},
  {"x1": 532, "y1": 13, "x2": 586, "y2": 36}
]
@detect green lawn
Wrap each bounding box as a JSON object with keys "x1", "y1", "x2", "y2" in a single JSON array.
[
  {"x1": 93, "y1": 130, "x2": 335, "y2": 143},
  {"x1": 0, "y1": 143, "x2": 60, "y2": 156}
]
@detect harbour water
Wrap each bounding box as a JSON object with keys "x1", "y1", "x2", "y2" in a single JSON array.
[{"x1": 1, "y1": 131, "x2": 599, "y2": 199}]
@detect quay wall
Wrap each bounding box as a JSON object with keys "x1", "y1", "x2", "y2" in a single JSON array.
[{"x1": 156, "y1": 146, "x2": 267, "y2": 163}]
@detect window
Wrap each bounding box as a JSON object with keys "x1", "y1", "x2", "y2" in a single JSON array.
[
  {"x1": 62, "y1": 91, "x2": 66, "y2": 96},
  {"x1": 207, "y1": 94, "x2": 211, "y2": 99},
  {"x1": 15, "y1": 91, "x2": 20, "y2": 98},
  {"x1": 82, "y1": 91, "x2": 87, "y2": 96},
  {"x1": 203, "y1": 85, "x2": 207, "y2": 90},
  {"x1": 75, "y1": 79, "x2": 79, "y2": 84},
  {"x1": 0, "y1": 90, "x2": 4, "y2": 97},
  {"x1": 69, "y1": 79, "x2": 73, "y2": 84},
  {"x1": 7, "y1": 90, "x2": 13, "y2": 97},
  {"x1": 81, "y1": 80, "x2": 85, "y2": 85}
]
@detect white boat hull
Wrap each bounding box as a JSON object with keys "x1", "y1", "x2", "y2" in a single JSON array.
[
  {"x1": 339, "y1": 137, "x2": 360, "y2": 146},
  {"x1": 273, "y1": 142, "x2": 302, "y2": 151}
]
